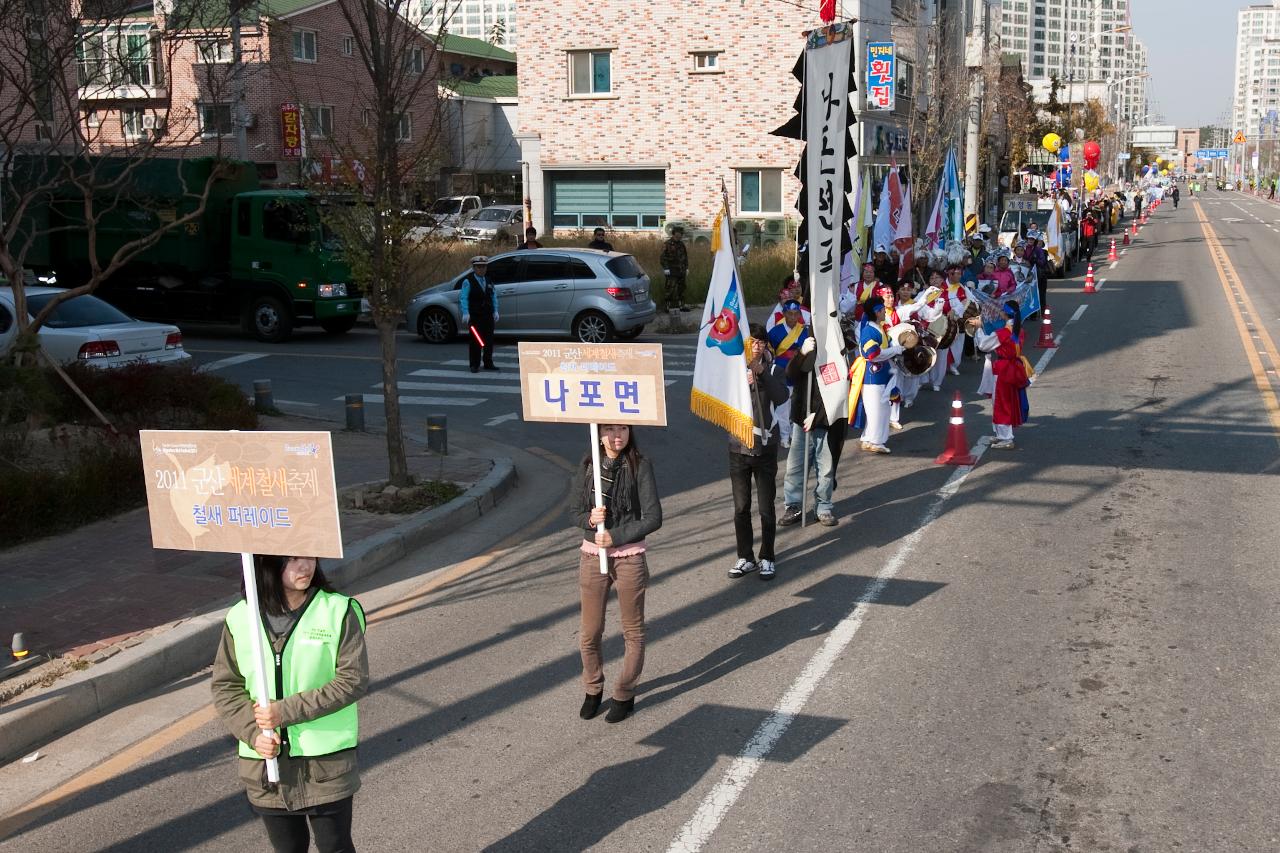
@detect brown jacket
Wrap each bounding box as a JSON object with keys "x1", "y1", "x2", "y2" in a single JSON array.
[{"x1": 211, "y1": 604, "x2": 369, "y2": 811}]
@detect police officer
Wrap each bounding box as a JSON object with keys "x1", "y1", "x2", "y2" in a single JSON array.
[
  {"x1": 460, "y1": 255, "x2": 499, "y2": 372},
  {"x1": 212, "y1": 555, "x2": 368, "y2": 853},
  {"x1": 660, "y1": 225, "x2": 689, "y2": 312}
]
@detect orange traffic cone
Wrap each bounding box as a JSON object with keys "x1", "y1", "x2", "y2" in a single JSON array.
[
  {"x1": 1035, "y1": 307, "x2": 1058, "y2": 349},
  {"x1": 1107, "y1": 239, "x2": 1117, "y2": 261},
  {"x1": 1123, "y1": 229, "x2": 1130, "y2": 246},
  {"x1": 936, "y1": 392, "x2": 977, "y2": 466},
  {"x1": 1083, "y1": 263, "x2": 1097, "y2": 293}
]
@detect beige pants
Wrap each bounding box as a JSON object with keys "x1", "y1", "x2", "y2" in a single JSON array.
[{"x1": 578, "y1": 551, "x2": 648, "y2": 701}]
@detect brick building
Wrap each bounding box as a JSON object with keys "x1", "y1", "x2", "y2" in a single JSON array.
[
  {"x1": 515, "y1": 0, "x2": 808, "y2": 239},
  {"x1": 67, "y1": 0, "x2": 508, "y2": 197}
]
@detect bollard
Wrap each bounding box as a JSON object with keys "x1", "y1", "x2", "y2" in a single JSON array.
[
  {"x1": 253, "y1": 379, "x2": 274, "y2": 412},
  {"x1": 11, "y1": 632, "x2": 28, "y2": 660},
  {"x1": 345, "y1": 394, "x2": 365, "y2": 431},
  {"x1": 427, "y1": 414, "x2": 448, "y2": 455}
]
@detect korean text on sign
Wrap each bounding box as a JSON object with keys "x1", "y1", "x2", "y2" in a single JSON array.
[
  {"x1": 518, "y1": 342, "x2": 668, "y2": 427},
  {"x1": 866, "y1": 42, "x2": 895, "y2": 112}
]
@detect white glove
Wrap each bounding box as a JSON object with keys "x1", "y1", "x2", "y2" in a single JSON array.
[
  {"x1": 801, "y1": 337, "x2": 816, "y2": 355},
  {"x1": 493, "y1": 312, "x2": 499, "y2": 322},
  {"x1": 461, "y1": 314, "x2": 470, "y2": 326},
  {"x1": 663, "y1": 269, "x2": 671, "y2": 276},
  {"x1": 883, "y1": 344, "x2": 904, "y2": 359},
  {"x1": 803, "y1": 412, "x2": 817, "y2": 432}
]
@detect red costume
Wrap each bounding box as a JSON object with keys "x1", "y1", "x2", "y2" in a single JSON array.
[{"x1": 992, "y1": 328, "x2": 1031, "y2": 427}]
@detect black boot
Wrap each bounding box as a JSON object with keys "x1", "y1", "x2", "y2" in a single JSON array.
[
  {"x1": 579, "y1": 693, "x2": 603, "y2": 720},
  {"x1": 605, "y1": 697, "x2": 634, "y2": 724}
]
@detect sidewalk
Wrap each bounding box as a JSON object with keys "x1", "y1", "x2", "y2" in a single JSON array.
[{"x1": 0, "y1": 415, "x2": 493, "y2": 664}]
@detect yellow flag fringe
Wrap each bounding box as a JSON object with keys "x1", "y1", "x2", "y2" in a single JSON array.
[{"x1": 691, "y1": 387, "x2": 756, "y2": 449}]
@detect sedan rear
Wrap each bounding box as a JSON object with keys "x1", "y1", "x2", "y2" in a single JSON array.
[{"x1": 17, "y1": 290, "x2": 191, "y2": 368}]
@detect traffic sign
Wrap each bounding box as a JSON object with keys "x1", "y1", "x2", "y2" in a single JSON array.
[
  {"x1": 1196, "y1": 148, "x2": 1229, "y2": 160},
  {"x1": 1233, "y1": 131, "x2": 1247, "y2": 144}
]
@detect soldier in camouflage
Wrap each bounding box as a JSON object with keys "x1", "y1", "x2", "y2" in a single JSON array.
[{"x1": 660, "y1": 226, "x2": 690, "y2": 312}]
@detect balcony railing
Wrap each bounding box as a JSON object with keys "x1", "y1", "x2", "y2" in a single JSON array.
[{"x1": 76, "y1": 59, "x2": 167, "y2": 100}]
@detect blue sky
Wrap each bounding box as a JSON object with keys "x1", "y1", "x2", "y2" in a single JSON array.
[{"x1": 1130, "y1": 0, "x2": 1238, "y2": 128}]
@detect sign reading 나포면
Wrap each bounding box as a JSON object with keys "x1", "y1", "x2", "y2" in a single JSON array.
[
  {"x1": 140, "y1": 430, "x2": 342, "y2": 558},
  {"x1": 518, "y1": 342, "x2": 667, "y2": 426}
]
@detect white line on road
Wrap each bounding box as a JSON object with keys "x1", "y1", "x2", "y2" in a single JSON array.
[
  {"x1": 1032, "y1": 304, "x2": 1089, "y2": 376},
  {"x1": 667, "y1": 437, "x2": 991, "y2": 853},
  {"x1": 274, "y1": 399, "x2": 318, "y2": 407},
  {"x1": 409, "y1": 369, "x2": 518, "y2": 381},
  {"x1": 1109, "y1": 261, "x2": 1118, "y2": 270},
  {"x1": 484, "y1": 413, "x2": 520, "y2": 426},
  {"x1": 200, "y1": 353, "x2": 268, "y2": 371},
  {"x1": 395, "y1": 381, "x2": 522, "y2": 394},
  {"x1": 339, "y1": 394, "x2": 485, "y2": 406},
  {"x1": 1096, "y1": 278, "x2": 1106, "y2": 292}
]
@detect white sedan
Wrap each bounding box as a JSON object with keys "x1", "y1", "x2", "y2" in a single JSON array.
[{"x1": 0, "y1": 286, "x2": 191, "y2": 367}]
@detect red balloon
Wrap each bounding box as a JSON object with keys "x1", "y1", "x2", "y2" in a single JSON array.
[{"x1": 1083, "y1": 140, "x2": 1101, "y2": 168}]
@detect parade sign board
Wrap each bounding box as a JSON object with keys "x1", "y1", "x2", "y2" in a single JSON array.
[
  {"x1": 140, "y1": 430, "x2": 342, "y2": 558},
  {"x1": 866, "y1": 42, "x2": 895, "y2": 111},
  {"x1": 518, "y1": 342, "x2": 667, "y2": 426}
]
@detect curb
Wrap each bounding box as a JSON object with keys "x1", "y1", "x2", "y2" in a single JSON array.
[{"x1": 0, "y1": 458, "x2": 517, "y2": 766}]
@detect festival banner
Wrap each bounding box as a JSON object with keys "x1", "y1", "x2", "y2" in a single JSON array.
[
  {"x1": 893, "y1": 179, "x2": 915, "y2": 279},
  {"x1": 941, "y1": 147, "x2": 965, "y2": 248},
  {"x1": 866, "y1": 42, "x2": 895, "y2": 111},
  {"x1": 841, "y1": 171, "x2": 873, "y2": 288},
  {"x1": 802, "y1": 28, "x2": 854, "y2": 424},
  {"x1": 139, "y1": 430, "x2": 342, "y2": 558},
  {"x1": 691, "y1": 204, "x2": 755, "y2": 447},
  {"x1": 1043, "y1": 201, "x2": 1065, "y2": 268},
  {"x1": 974, "y1": 281, "x2": 1041, "y2": 333}
]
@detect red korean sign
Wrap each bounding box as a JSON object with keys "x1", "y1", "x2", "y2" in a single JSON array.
[{"x1": 281, "y1": 102, "x2": 302, "y2": 158}]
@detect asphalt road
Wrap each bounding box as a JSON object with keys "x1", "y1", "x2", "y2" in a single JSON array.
[{"x1": 3, "y1": 189, "x2": 1279, "y2": 852}]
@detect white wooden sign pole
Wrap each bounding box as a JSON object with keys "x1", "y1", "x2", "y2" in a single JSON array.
[
  {"x1": 239, "y1": 552, "x2": 281, "y2": 784},
  {"x1": 588, "y1": 423, "x2": 609, "y2": 575}
]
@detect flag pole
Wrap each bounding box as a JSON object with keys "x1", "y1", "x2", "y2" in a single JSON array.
[
  {"x1": 800, "y1": 374, "x2": 810, "y2": 528},
  {"x1": 589, "y1": 423, "x2": 609, "y2": 575}
]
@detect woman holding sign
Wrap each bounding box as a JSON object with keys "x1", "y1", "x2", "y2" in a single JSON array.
[
  {"x1": 212, "y1": 555, "x2": 368, "y2": 853},
  {"x1": 569, "y1": 424, "x2": 663, "y2": 723}
]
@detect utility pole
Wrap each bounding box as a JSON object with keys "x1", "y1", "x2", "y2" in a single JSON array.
[
  {"x1": 230, "y1": 0, "x2": 249, "y2": 162},
  {"x1": 962, "y1": 0, "x2": 985, "y2": 219}
]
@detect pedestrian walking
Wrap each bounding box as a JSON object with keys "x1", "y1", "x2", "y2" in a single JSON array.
[
  {"x1": 727, "y1": 325, "x2": 789, "y2": 581},
  {"x1": 460, "y1": 256, "x2": 499, "y2": 372},
  {"x1": 660, "y1": 226, "x2": 690, "y2": 311},
  {"x1": 569, "y1": 424, "x2": 663, "y2": 723},
  {"x1": 212, "y1": 555, "x2": 368, "y2": 853},
  {"x1": 587, "y1": 227, "x2": 613, "y2": 252},
  {"x1": 515, "y1": 227, "x2": 543, "y2": 250},
  {"x1": 779, "y1": 337, "x2": 847, "y2": 527},
  {"x1": 1133, "y1": 192, "x2": 1144, "y2": 219}
]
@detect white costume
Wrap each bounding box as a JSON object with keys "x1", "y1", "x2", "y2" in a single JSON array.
[{"x1": 975, "y1": 327, "x2": 998, "y2": 396}]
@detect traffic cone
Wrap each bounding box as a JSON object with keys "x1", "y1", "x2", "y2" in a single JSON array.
[
  {"x1": 1123, "y1": 229, "x2": 1130, "y2": 246},
  {"x1": 1107, "y1": 239, "x2": 1117, "y2": 261},
  {"x1": 936, "y1": 392, "x2": 977, "y2": 465},
  {"x1": 1035, "y1": 307, "x2": 1058, "y2": 349},
  {"x1": 1083, "y1": 263, "x2": 1096, "y2": 293}
]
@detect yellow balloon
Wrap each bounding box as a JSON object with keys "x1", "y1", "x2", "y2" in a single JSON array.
[
  {"x1": 1160, "y1": 168, "x2": 1169, "y2": 176},
  {"x1": 1042, "y1": 133, "x2": 1062, "y2": 153},
  {"x1": 1084, "y1": 173, "x2": 1100, "y2": 191}
]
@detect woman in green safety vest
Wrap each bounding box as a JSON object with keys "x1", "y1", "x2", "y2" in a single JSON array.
[{"x1": 212, "y1": 555, "x2": 368, "y2": 853}]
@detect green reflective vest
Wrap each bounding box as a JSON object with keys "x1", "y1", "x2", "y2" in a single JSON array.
[{"x1": 225, "y1": 589, "x2": 365, "y2": 760}]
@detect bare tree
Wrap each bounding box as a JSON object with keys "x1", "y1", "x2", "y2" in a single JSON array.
[
  {"x1": 268, "y1": 0, "x2": 451, "y2": 487},
  {"x1": 0, "y1": 0, "x2": 235, "y2": 365}
]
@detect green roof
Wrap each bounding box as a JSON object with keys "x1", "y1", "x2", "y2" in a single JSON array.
[
  {"x1": 435, "y1": 32, "x2": 515, "y2": 63},
  {"x1": 445, "y1": 75, "x2": 517, "y2": 99},
  {"x1": 255, "y1": 0, "x2": 323, "y2": 17}
]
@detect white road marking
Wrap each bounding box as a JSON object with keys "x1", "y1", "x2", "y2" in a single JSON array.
[
  {"x1": 395, "y1": 381, "x2": 522, "y2": 394},
  {"x1": 1032, "y1": 304, "x2": 1089, "y2": 376},
  {"x1": 1109, "y1": 261, "x2": 1118, "y2": 269},
  {"x1": 409, "y1": 369, "x2": 518, "y2": 381},
  {"x1": 1222, "y1": 217, "x2": 1244, "y2": 223},
  {"x1": 484, "y1": 413, "x2": 520, "y2": 426},
  {"x1": 274, "y1": 399, "x2": 317, "y2": 407},
  {"x1": 339, "y1": 394, "x2": 485, "y2": 406},
  {"x1": 200, "y1": 353, "x2": 268, "y2": 371},
  {"x1": 1096, "y1": 278, "x2": 1107, "y2": 291}
]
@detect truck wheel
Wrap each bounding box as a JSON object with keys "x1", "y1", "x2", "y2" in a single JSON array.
[
  {"x1": 573, "y1": 310, "x2": 613, "y2": 344},
  {"x1": 320, "y1": 317, "x2": 357, "y2": 334},
  {"x1": 248, "y1": 295, "x2": 293, "y2": 343},
  {"x1": 418, "y1": 307, "x2": 456, "y2": 344}
]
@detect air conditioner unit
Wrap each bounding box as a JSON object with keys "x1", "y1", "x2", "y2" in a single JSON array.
[
  {"x1": 141, "y1": 114, "x2": 163, "y2": 130},
  {"x1": 762, "y1": 219, "x2": 785, "y2": 236}
]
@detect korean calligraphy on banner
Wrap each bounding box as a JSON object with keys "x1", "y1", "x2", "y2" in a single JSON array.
[
  {"x1": 281, "y1": 102, "x2": 302, "y2": 158},
  {"x1": 139, "y1": 430, "x2": 342, "y2": 558},
  {"x1": 518, "y1": 342, "x2": 667, "y2": 426},
  {"x1": 866, "y1": 42, "x2": 896, "y2": 112}
]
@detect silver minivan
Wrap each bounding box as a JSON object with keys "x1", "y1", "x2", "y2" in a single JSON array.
[{"x1": 406, "y1": 249, "x2": 657, "y2": 344}]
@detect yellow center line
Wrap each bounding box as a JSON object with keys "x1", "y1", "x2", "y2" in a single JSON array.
[
  {"x1": 0, "y1": 450, "x2": 571, "y2": 841},
  {"x1": 1193, "y1": 200, "x2": 1280, "y2": 446}
]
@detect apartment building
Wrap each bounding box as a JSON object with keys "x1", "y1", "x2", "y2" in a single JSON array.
[
  {"x1": 1232, "y1": 1, "x2": 1280, "y2": 150},
  {"x1": 421, "y1": 0, "x2": 516, "y2": 50}
]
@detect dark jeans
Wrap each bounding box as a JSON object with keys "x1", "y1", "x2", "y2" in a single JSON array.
[
  {"x1": 260, "y1": 796, "x2": 355, "y2": 853},
  {"x1": 468, "y1": 313, "x2": 495, "y2": 370},
  {"x1": 729, "y1": 448, "x2": 778, "y2": 561}
]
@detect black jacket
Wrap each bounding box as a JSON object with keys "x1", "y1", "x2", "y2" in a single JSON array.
[
  {"x1": 730, "y1": 355, "x2": 788, "y2": 456},
  {"x1": 569, "y1": 455, "x2": 662, "y2": 548}
]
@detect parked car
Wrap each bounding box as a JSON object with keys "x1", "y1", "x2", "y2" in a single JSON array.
[
  {"x1": 0, "y1": 286, "x2": 191, "y2": 367},
  {"x1": 406, "y1": 250, "x2": 656, "y2": 344},
  {"x1": 456, "y1": 205, "x2": 525, "y2": 243}
]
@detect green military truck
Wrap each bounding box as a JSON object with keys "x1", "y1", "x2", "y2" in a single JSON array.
[{"x1": 18, "y1": 157, "x2": 359, "y2": 343}]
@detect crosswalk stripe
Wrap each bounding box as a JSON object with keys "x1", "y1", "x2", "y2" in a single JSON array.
[
  {"x1": 394, "y1": 381, "x2": 522, "y2": 394},
  {"x1": 408, "y1": 369, "x2": 514, "y2": 381},
  {"x1": 336, "y1": 394, "x2": 485, "y2": 406}
]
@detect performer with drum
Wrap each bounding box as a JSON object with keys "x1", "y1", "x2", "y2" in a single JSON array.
[
  {"x1": 942, "y1": 264, "x2": 972, "y2": 377},
  {"x1": 848, "y1": 295, "x2": 902, "y2": 454}
]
